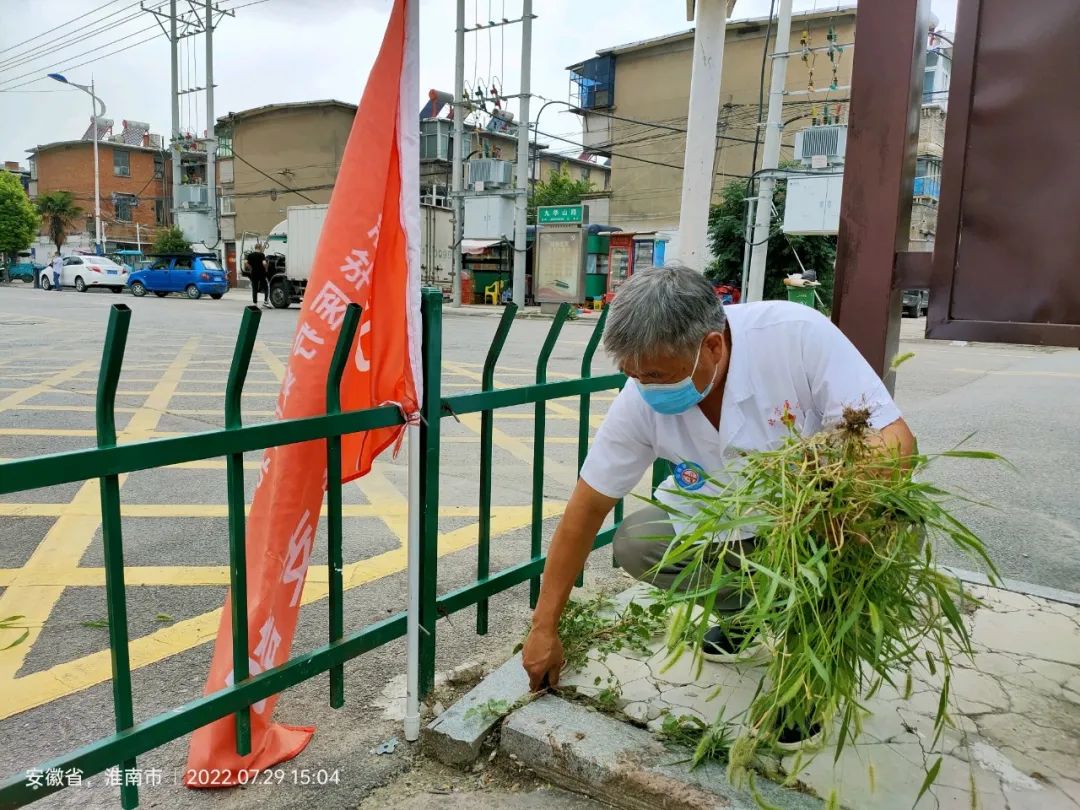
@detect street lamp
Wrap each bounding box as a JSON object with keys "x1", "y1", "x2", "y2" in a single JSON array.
[{"x1": 48, "y1": 72, "x2": 106, "y2": 254}]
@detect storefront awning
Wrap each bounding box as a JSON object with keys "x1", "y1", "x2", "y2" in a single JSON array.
[{"x1": 461, "y1": 238, "x2": 502, "y2": 255}]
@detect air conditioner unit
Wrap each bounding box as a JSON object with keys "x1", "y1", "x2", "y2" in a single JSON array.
[
  {"x1": 794, "y1": 125, "x2": 848, "y2": 168},
  {"x1": 467, "y1": 158, "x2": 513, "y2": 188},
  {"x1": 148, "y1": 134, "x2": 163, "y2": 149}
]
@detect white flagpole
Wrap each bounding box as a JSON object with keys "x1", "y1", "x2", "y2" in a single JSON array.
[
  {"x1": 404, "y1": 421, "x2": 421, "y2": 741},
  {"x1": 402, "y1": 0, "x2": 423, "y2": 744}
]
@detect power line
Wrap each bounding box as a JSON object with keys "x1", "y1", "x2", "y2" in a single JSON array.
[
  {"x1": 230, "y1": 149, "x2": 319, "y2": 204},
  {"x1": 0, "y1": 3, "x2": 155, "y2": 73},
  {"x1": 532, "y1": 127, "x2": 682, "y2": 171},
  {"x1": 0, "y1": 0, "x2": 262, "y2": 92},
  {"x1": 0, "y1": 0, "x2": 134, "y2": 56},
  {"x1": 0, "y1": 24, "x2": 164, "y2": 91}
]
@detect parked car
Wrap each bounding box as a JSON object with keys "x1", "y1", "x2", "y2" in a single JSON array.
[
  {"x1": 127, "y1": 254, "x2": 228, "y2": 300},
  {"x1": 5, "y1": 259, "x2": 42, "y2": 283},
  {"x1": 39, "y1": 254, "x2": 127, "y2": 292},
  {"x1": 902, "y1": 289, "x2": 929, "y2": 317}
]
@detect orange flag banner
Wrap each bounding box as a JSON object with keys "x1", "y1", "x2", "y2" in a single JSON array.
[{"x1": 185, "y1": 0, "x2": 421, "y2": 784}]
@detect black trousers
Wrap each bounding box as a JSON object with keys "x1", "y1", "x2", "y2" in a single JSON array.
[{"x1": 250, "y1": 274, "x2": 267, "y2": 305}]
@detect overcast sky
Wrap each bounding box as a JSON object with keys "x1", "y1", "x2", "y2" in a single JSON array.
[{"x1": 0, "y1": 0, "x2": 956, "y2": 163}]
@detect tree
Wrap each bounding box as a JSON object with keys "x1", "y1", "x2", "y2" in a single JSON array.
[
  {"x1": 151, "y1": 226, "x2": 190, "y2": 254},
  {"x1": 528, "y1": 167, "x2": 594, "y2": 223},
  {"x1": 705, "y1": 177, "x2": 836, "y2": 308},
  {"x1": 35, "y1": 191, "x2": 83, "y2": 253},
  {"x1": 0, "y1": 172, "x2": 40, "y2": 276}
]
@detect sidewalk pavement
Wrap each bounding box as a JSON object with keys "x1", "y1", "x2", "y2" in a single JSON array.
[{"x1": 489, "y1": 581, "x2": 1080, "y2": 809}]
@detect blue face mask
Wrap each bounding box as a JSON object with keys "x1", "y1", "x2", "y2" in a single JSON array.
[{"x1": 637, "y1": 344, "x2": 716, "y2": 415}]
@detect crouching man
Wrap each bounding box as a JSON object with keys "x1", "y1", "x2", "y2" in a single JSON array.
[{"x1": 522, "y1": 265, "x2": 914, "y2": 690}]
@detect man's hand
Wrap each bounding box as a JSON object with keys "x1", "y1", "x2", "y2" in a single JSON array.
[
  {"x1": 522, "y1": 624, "x2": 564, "y2": 692},
  {"x1": 519, "y1": 479, "x2": 616, "y2": 690}
]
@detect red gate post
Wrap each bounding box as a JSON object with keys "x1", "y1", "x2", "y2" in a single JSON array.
[{"x1": 831, "y1": 0, "x2": 930, "y2": 388}]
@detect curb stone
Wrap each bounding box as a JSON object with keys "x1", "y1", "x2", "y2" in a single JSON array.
[
  {"x1": 500, "y1": 695, "x2": 822, "y2": 810},
  {"x1": 423, "y1": 652, "x2": 531, "y2": 766}
]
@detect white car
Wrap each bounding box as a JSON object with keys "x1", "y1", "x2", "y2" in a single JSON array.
[{"x1": 40, "y1": 255, "x2": 128, "y2": 293}]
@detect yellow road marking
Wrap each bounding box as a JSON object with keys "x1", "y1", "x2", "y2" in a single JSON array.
[
  {"x1": 0, "y1": 503, "x2": 499, "y2": 519},
  {"x1": 0, "y1": 360, "x2": 96, "y2": 412},
  {"x1": 0, "y1": 502, "x2": 562, "y2": 720},
  {"x1": 0, "y1": 404, "x2": 139, "y2": 414},
  {"x1": 0, "y1": 339, "x2": 200, "y2": 673}
]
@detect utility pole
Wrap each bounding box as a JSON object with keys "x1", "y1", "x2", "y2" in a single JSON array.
[
  {"x1": 511, "y1": 0, "x2": 533, "y2": 308},
  {"x1": 745, "y1": 0, "x2": 793, "y2": 302},
  {"x1": 169, "y1": 0, "x2": 181, "y2": 219},
  {"x1": 451, "y1": 0, "x2": 465, "y2": 307},
  {"x1": 677, "y1": 0, "x2": 731, "y2": 270},
  {"x1": 205, "y1": 0, "x2": 216, "y2": 229},
  {"x1": 90, "y1": 77, "x2": 103, "y2": 253}
]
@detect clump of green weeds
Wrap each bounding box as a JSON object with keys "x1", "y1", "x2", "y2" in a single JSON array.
[{"x1": 657, "y1": 405, "x2": 1003, "y2": 807}]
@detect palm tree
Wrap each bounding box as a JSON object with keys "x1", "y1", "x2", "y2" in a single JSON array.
[{"x1": 35, "y1": 191, "x2": 84, "y2": 252}]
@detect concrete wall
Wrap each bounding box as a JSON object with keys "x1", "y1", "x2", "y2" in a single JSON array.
[
  {"x1": 918, "y1": 105, "x2": 947, "y2": 159},
  {"x1": 229, "y1": 105, "x2": 356, "y2": 239},
  {"x1": 591, "y1": 13, "x2": 858, "y2": 230},
  {"x1": 31, "y1": 142, "x2": 169, "y2": 247}
]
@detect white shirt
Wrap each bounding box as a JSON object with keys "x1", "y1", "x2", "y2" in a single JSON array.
[
  {"x1": 579, "y1": 301, "x2": 902, "y2": 534},
  {"x1": 52, "y1": 256, "x2": 62, "y2": 273}
]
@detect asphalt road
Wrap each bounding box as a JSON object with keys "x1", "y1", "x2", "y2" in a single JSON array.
[{"x1": 0, "y1": 284, "x2": 1076, "y2": 808}]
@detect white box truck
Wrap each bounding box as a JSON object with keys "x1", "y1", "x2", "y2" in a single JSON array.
[
  {"x1": 246, "y1": 201, "x2": 454, "y2": 308},
  {"x1": 262, "y1": 203, "x2": 328, "y2": 309}
]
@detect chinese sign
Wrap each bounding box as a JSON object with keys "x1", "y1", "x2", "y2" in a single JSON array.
[{"x1": 537, "y1": 204, "x2": 586, "y2": 224}]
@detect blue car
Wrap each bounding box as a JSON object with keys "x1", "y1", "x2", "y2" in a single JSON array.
[{"x1": 128, "y1": 254, "x2": 228, "y2": 300}]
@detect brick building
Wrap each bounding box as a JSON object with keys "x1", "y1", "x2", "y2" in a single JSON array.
[{"x1": 28, "y1": 135, "x2": 171, "y2": 255}]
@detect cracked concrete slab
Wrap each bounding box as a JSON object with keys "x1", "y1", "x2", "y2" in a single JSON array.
[{"x1": 516, "y1": 582, "x2": 1080, "y2": 809}]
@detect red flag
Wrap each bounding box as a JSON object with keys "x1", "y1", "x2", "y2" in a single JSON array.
[{"x1": 186, "y1": 0, "x2": 420, "y2": 783}]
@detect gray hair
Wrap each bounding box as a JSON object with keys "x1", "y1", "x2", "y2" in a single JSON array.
[{"x1": 603, "y1": 264, "x2": 727, "y2": 363}]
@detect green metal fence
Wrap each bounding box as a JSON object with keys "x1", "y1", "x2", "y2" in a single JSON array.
[{"x1": 0, "y1": 289, "x2": 626, "y2": 808}]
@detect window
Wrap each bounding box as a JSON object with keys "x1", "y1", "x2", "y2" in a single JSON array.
[
  {"x1": 219, "y1": 195, "x2": 235, "y2": 215},
  {"x1": 114, "y1": 194, "x2": 136, "y2": 222},
  {"x1": 420, "y1": 120, "x2": 450, "y2": 161},
  {"x1": 113, "y1": 149, "x2": 130, "y2": 177},
  {"x1": 914, "y1": 156, "x2": 942, "y2": 199},
  {"x1": 154, "y1": 198, "x2": 169, "y2": 225},
  {"x1": 217, "y1": 132, "x2": 233, "y2": 158},
  {"x1": 153, "y1": 154, "x2": 164, "y2": 178}
]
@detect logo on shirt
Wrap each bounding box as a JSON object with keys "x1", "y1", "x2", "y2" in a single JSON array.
[{"x1": 673, "y1": 461, "x2": 707, "y2": 491}]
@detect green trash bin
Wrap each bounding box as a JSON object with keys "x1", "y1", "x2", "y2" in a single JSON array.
[{"x1": 786, "y1": 285, "x2": 818, "y2": 310}]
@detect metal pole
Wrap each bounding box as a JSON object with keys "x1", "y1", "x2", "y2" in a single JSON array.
[
  {"x1": 170, "y1": 0, "x2": 182, "y2": 221},
  {"x1": 403, "y1": 422, "x2": 421, "y2": 741},
  {"x1": 677, "y1": 0, "x2": 729, "y2": 270},
  {"x1": 746, "y1": 0, "x2": 793, "y2": 302},
  {"x1": 91, "y1": 78, "x2": 102, "y2": 253},
  {"x1": 512, "y1": 0, "x2": 532, "y2": 308},
  {"x1": 204, "y1": 0, "x2": 217, "y2": 230},
  {"x1": 451, "y1": 0, "x2": 465, "y2": 307},
  {"x1": 136, "y1": 222, "x2": 142, "y2": 253}
]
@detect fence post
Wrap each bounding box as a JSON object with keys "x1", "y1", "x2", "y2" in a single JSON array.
[
  {"x1": 531, "y1": 303, "x2": 571, "y2": 607},
  {"x1": 224, "y1": 305, "x2": 261, "y2": 756},
  {"x1": 477, "y1": 303, "x2": 517, "y2": 635},
  {"x1": 95, "y1": 304, "x2": 138, "y2": 810},
  {"x1": 326, "y1": 303, "x2": 362, "y2": 708},
  {"x1": 576, "y1": 307, "x2": 609, "y2": 583},
  {"x1": 418, "y1": 289, "x2": 443, "y2": 696}
]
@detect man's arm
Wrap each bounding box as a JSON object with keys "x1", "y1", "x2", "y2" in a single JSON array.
[
  {"x1": 521, "y1": 479, "x2": 617, "y2": 691},
  {"x1": 875, "y1": 416, "x2": 916, "y2": 459}
]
